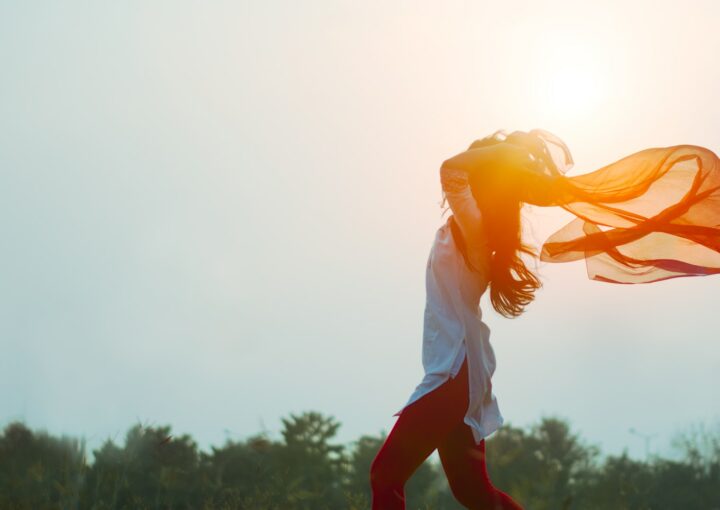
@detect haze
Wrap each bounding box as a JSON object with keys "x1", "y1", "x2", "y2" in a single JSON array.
[{"x1": 2, "y1": 0, "x2": 719, "y2": 460}]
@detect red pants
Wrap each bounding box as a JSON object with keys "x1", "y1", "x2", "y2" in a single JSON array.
[{"x1": 370, "y1": 356, "x2": 523, "y2": 509}]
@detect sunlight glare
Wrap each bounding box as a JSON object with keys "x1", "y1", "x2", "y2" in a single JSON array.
[
  {"x1": 545, "y1": 66, "x2": 599, "y2": 115},
  {"x1": 528, "y1": 31, "x2": 610, "y2": 122}
]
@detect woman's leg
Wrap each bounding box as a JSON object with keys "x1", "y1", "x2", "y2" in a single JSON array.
[
  {"x1": 370, "y1": 358, "x2": 470, "y2": 510},
  {"x1": 437, "y1": 422, "x2": 523, "y2": 509}
]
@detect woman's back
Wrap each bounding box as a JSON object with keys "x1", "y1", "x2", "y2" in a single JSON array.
[{"x1": 393, "y1": 166, "x2": 503, "y2": 444}]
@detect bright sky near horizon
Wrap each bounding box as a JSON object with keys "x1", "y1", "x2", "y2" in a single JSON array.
[{"x1": 2, "y1": 1, "x2": 719, "y2": 462}]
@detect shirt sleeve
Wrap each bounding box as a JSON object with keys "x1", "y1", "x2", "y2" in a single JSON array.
[{"x1": 440, "y1": 166, "x2": 489, "y2": 259}]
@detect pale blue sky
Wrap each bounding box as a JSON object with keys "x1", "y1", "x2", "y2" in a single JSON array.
[{"x1": 2, "y1": 0, "x2": 719, "y2": 461}]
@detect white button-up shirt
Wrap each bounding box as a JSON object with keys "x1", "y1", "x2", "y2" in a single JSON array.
[{"x1": 393, "y1": 166, "x2": 503, "y2": 444}]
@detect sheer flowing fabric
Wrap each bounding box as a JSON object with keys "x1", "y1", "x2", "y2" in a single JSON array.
[{"x1": 513, "y1": 130, "x2": 720, "y2": 284}]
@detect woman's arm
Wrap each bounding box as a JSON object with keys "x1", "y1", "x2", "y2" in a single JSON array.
[
  {"x1": 440, "y1": 142, "x2": 536, "y2": 267},
  {"x1": 441, "y1": 142, "x2": 536, "y2": 176},
  {"x1": 439, "y1": 164, "x2": 489, "y2": 266},
  {"x1": 440, "y1": 144, "x2": 521, "y2": 239}
]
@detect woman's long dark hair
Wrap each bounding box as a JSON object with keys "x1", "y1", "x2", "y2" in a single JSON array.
[
  {"x1": 480, "y1": 192, "x2": 541, "y2": 318},
  {"x1": 446, "y1": 130, "x2": 552, "y2": 318}
]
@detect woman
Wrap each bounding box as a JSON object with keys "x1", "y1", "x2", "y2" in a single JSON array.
[{"x1": 369, "y1": 129, "x2": 720, "y2": 509}]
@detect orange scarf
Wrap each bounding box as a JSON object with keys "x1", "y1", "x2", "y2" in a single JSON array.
[{"x1": 520, "y1": 130, "x2": 720, "y2": 283}]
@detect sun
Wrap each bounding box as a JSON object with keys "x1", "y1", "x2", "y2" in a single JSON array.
[
  {"x1": 544, "y1": 65, "x2": 600, "y2": 114},
  {"x1": 528, "y1": 32, "x2": 610, "y2": 121}
]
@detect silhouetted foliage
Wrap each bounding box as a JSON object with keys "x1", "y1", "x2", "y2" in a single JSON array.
[
  {"x1": 81, "y1": 424, "x2": 204, "y2": 509},
  {"x1": 484, "y1": 417, "x2": 599, "y2": 509},
  {"x1": 0, "y1": 422, "x2": 85, "y2": 509},
  {"x1": 0, "y1": 415, "x2": 719, "y2": 509}
]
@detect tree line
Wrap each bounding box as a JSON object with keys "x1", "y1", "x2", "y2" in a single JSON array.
[{"x1": 1, "y1": 412, "x2": 718, "y2": 509}]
